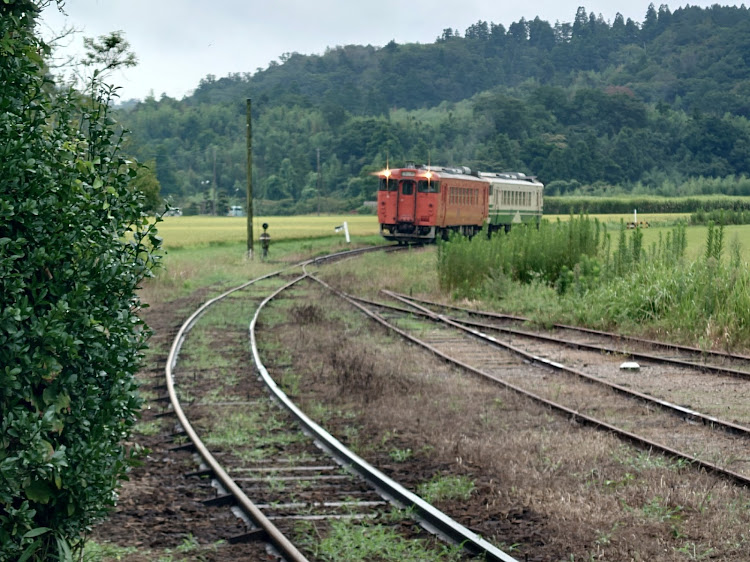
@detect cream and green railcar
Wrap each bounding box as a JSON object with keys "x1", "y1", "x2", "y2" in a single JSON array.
[{"x1": 481, "y1": 172, "x2": 544, "y2": 234}]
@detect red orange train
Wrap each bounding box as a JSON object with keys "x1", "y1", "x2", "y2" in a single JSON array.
[{"x1": 376, "y1": 163, "x2": 544, "y2": 244}]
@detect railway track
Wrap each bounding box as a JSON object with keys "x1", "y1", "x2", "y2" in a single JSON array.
[
  {"x1": 390, "y1": 292, "x2": 750, "y2": 381},
  {"x1": 163, "y1": 247, "x2": 518, "y2": 561},
  {"x1": 314, "y1": 283, "x2": 750, "y2": 489}
]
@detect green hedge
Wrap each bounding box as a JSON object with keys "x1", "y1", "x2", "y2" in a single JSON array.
[
  {"x1": 0, "y1": 4, "x2": 161, "y2": 559},
  {"x1": 545, "y1": 195, "x2": 750, "y2": 215}
]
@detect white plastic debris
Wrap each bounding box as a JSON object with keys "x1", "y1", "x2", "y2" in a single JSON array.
[{"x1": 620, "y1": 361, "x2": 640, "y2": 371}]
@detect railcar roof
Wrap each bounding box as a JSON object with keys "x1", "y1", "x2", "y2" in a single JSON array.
[
  {"x1": 393, "y1": 164, "x2": 542, "y2": 187},
  {"x1": 394, "y1": 165, "x2": 486, "y2": 182}
]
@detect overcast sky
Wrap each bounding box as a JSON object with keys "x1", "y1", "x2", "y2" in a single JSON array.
[{"x1": 39, "y1": 0, "x2": 733, "y2": 102}]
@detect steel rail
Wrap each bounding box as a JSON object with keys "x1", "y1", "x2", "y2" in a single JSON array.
[
  {"x1": 253, "y1": 272, "x2": 518, "y2": 562},
  {"x1": 383, "y1": 290, "x2": 750, "y2": 440},
  {"x1": 352, "y1": 292, "x2": 750, "y2": 381},
  {"x1": 165, "y1": 269, "x2": 310, "y2": 562},
  {"x1": 443, "y1": 314, "x2": 750, "y2": 381},
  {"x1": 309, "y1": 243, "x2": 406, "y2": 264},
  {"x1": 162, "y1": 244, "x2": 407, "y2": 560},
  {"x1": 325, "y1": 286, "x2": 750, "y2": 489},
  {"x1": 390, "y1": 291, "x2": 750, "y2": 365}
]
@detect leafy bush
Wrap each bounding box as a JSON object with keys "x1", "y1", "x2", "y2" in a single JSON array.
[
  {"x1": 0, "y1": 3, "x2": 161, "y2": 559},
  {"x1": 437, "y1": 215, "x2": 606, "y2": 296},
  {"x1": 690, "y1": 207, "x2": 750, "y2": 225},
  {"x1": 546, "y1": 194, "x2": 750, "y2": 215}
]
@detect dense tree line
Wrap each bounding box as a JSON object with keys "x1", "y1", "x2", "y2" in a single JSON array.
[{"x1": 116, "y1": 4, "x2": 750, "y2": 213}]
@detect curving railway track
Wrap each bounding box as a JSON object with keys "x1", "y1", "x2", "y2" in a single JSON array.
[
  {"x1": 163, "y1": 247, "x2": 518, "y2": 561},
  {"x1": 101, "y1": 244, "x2": 750, "y2": 560}
]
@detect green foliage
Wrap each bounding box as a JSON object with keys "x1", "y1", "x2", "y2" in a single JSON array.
[
  {"x1": 114, "y1": 5, "x2": 750, "y2": 211},
  {"x1": 417, "y1": 474, "x2": 476, "y2": 503},
  {"x1": 587, "y1": 251, "x2": 750, "y2": 347},
  {"x1": 691, "y1": 207, "x2": 750, "y2": 226},
  {"x1": 468, "y1": 219, "x2": 750, "y2": 348},
  {"x1": 297, "y1": 518, "x2": 464, "y2": 562},
  {"x1": 129, "y1": 159, "x2": 162, "y2": 213},
  {"x1": 547, "y1": 193, "x2": 750, "y2": 214},
  {"x1": 437, "y1": 215, "x2": 700, "y2": 331},
  {"x1": 438, "y1": 215, "x2": 606, "y2": 296},
  {"x1": 0, "y1": 3, "x2": 161, "y2": 559}
]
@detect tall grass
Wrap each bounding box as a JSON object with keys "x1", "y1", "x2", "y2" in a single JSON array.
[
  {"x1": 575, "y1": 245, "x2": 750, "y2": 348},
  {"x1": 437, "y1": 216, "x2": 605, "y2": 296},
  {"x1": 437, "y1": 217, "x2": 750, "y2": 350}
]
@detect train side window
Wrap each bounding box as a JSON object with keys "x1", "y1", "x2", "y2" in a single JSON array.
[{"x1": 418, "y1": 180, "x2": 441, "y2": 193}]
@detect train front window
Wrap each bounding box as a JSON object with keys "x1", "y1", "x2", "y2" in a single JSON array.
[
  {"x1": 379, "y1": 178, "x2": 398, "y2": 191},
  {"x1": 401, "y1": 180, "x2": 415, "y2": 195}
]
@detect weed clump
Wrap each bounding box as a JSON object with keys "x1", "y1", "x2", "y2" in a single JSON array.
[{"x1": 329, "y1": 344, "x2": 406, "y2": 403}]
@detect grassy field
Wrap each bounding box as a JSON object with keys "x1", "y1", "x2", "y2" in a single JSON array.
[
  {"x1": 157, "y1": 214, "x2": 380, "y2": 249},
  {"x1": 154, "y1": 213, "x2": 750, "y2": 262}
]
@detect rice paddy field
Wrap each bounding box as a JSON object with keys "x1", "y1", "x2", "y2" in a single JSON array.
[
  {"x1": 157, "y1": 214, "x2": 380, "y2": 249},
  {"x1": 155, "y1": 213, "x2": 750, "y2": 261}
]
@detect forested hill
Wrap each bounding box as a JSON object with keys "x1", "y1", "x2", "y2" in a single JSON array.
[{"x1": 119, "y1": 4, "x2": 750, "y2": 214}]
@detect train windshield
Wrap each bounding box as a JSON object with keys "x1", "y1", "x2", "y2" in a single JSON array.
[
  {"x1": 379, "y1": 178, "x2": 398, "y2": 191},
  {"x1": 400, "y1": 180, "x2": 415, "y2": 195},
  {"x1": 417, "y1": 180, "x2": 440, "y2": 193}
]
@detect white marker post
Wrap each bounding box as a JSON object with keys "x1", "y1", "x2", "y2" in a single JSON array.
[{"x1": 334, "y1": 221, "x2": 350, "y2": 243}]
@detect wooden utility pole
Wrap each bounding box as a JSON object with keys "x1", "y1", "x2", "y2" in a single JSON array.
[
  {"x1": 246, "y1": 98, "x2": 254, "y2": 258},
  {"x1": 212, "y1": 146, "x2": 218, "y2": 215},
  {"x1": 316, "y1": 148, "x2": 321, "y2": 215}
]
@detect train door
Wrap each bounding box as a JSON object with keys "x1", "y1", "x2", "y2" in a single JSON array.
[{"x1": 396, "y1": 179, "x2": 417, "y2": 223}]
